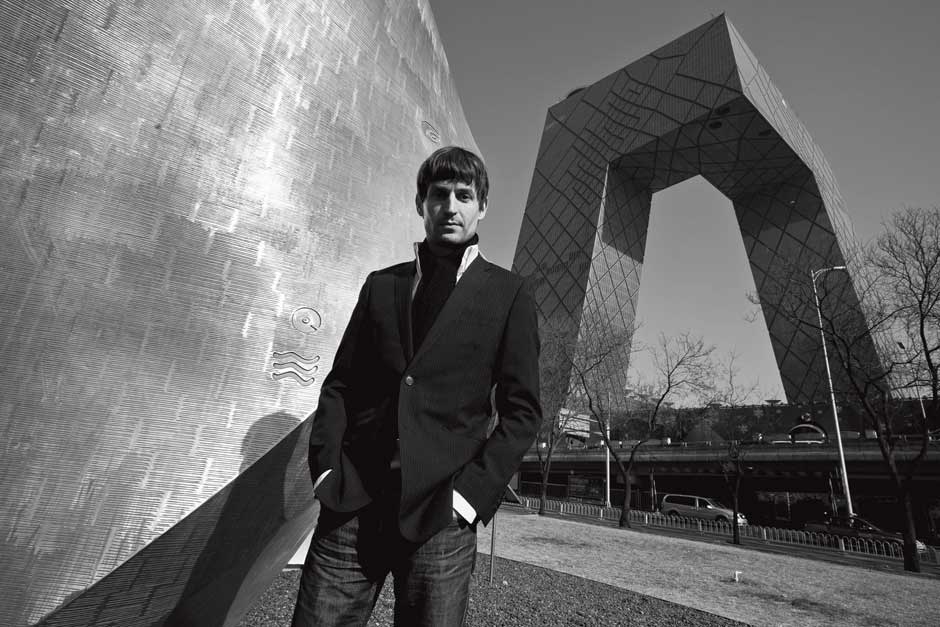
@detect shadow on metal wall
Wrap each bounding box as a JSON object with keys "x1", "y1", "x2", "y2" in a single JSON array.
[{"x1": 37, "y1": 412, "x2": 317, "y2": 627}]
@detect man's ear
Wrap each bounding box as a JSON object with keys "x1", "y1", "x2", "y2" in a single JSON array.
[
  {"x1": 415, "y1": 194, "x2": 424, "y2": 217},
  {"x1": 479, "y1": 200, "x2": 488, "y2": 220}
]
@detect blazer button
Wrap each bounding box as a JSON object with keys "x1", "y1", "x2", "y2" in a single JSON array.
[{"x1": 404, "y1": 375, "x2": 414, "y2": 386}]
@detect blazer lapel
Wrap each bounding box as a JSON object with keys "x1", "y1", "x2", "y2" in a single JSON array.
[
  {"x1": 411, "y1": 258, "x2": 490, "y2": 363},
  {"x1": 395, "y1": 264, "x2": 415, "y2": 363}
]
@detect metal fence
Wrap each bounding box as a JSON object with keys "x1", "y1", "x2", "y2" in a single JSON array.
[{"x1": 515, "y1": 496, "x2": 940, "y2": 565}]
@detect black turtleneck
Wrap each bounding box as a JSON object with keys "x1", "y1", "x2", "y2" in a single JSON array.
[{"x1": 411, "y1": 234, "x2": 478, "y2": 352}]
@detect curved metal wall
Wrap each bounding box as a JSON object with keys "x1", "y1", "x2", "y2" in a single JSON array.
[{"x1": 0, "y1": 1, "x2": 476, "y2": 624}]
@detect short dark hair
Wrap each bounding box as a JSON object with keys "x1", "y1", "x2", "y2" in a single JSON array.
[{"x1": 416, "y1": 146, "x2": 489, "y2": 206}]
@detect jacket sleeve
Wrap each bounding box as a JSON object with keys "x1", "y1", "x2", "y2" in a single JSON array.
[
  {"x1": 453, "y1": 282, "x2": 542, "y2": 524},
  {"x1": 307, "y1": 273, "x2": 374, "y2": 511}
]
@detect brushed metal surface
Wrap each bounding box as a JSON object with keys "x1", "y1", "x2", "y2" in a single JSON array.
[{"x1": 0, "y1": 1, "x2": 476, "y2": 624}]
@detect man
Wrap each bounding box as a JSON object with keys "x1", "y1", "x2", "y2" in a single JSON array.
[{"x1": 292, "y1": 146, "x2": 542, "y2": 626}]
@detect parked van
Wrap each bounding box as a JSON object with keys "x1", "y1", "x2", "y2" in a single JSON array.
[{"x1": 660, "y1": 494, "x2": 747, "y2": 525}]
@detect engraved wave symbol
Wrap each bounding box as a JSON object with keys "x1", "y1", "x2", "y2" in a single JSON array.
[{"x1": 271, "y1": 351, "x2": 320, "y2": 386}]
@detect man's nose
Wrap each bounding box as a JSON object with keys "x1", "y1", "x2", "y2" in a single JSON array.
[{"x1": 440, "y1": 192, "x2": 457, "y2": 212}]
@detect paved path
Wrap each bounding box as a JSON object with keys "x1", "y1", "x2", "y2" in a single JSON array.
[{"x1": 477, "y1": 509, "x2": 938, "y2": 627}]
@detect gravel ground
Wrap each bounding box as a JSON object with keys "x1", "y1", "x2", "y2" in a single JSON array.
[{"x1": 239, "y1": 554, "x2": 746, "y2": 627}]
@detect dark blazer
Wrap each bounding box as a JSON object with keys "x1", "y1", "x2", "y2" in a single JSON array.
[{"x1": 308, "y1": 254, "x2": 541, "y2": 543}]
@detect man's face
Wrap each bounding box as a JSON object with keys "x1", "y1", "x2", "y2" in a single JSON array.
[{"x1": 416, "y1": 179, "x2": 487, "y2": 250}]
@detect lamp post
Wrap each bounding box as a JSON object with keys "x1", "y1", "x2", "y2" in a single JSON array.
[
  {"x1": 604, "y1": 391, "x2": 612, "y2": 508},
  {"x1": 604, "y1": 421, "x2": 611, "y2": 508},
  {"x1": 589, "y1": 425, "x2": 611, "y2": 508},
  {"x1": 811, "y1": 265, "x2": 854, "y2": 517}
]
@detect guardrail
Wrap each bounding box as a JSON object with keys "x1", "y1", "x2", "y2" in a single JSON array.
[{"x1": 515, "y1": 496, "x2": 939, "y2": 565}]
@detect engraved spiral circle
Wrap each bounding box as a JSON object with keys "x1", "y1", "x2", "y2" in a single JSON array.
[{"x1": 290, "y1": 307, "x2": 322, "y2": 334}]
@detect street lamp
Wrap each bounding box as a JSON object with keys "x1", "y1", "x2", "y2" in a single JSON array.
[
  {"x1": 604, "y1": 420, "x2": 611, "y2": 507},
  {"x1": 591, "y1": 424, "x2": 612, "y2": 508},
  {"x1": 605, "y1": 390, "x2": 616, "y2": 508},
  {"x1": 811, "y1": 265, "x2": 854, "y2": 517}
]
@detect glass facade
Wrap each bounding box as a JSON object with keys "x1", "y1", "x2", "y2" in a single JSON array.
[{"x1": 513, "y1": 15, "x2": 873, "y2": 420}]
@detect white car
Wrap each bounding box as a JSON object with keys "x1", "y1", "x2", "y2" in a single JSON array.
[{"x1": 661, "y1": 493, "x2": 747, "y2": 525}]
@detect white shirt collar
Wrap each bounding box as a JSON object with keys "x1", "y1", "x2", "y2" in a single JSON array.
[{"x1": 412, "y1": 241, "x2": 482, "y2": 297}]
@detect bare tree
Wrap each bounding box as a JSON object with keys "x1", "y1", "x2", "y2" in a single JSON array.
[
  {"x1": 708, "y1": 350, "x2": 759, "y2": 544},
  {"x1": 572, "y1": 330, "x2": 714, "y2": 527},
  {"x1": 532, "y1": 320, "x2": 581, "y2": 515},
  {"x1": 873, "y1": 207, "x2": 940, "y2": 419},
  {"x1": 754, "y1": 206, "x2": 940, "y2": 572},
  {"x1": 849, "y1": 206, "x2": 939, "y2": 572},
  {"x1": 668, "y1": 405, "x2": 699, "y2": 442},
  {"x1": 720, "y1": 441, "x2": 750, "y2": 545},
  {"x1": 706, "y1": 349, "x2": 762, "y2": 441},
  {"x1": 713, "y1": 349, "x2": 760, "y2": 408},
  {"x1": 556, "y1": 321, "x2": 633, "y2": 524}
]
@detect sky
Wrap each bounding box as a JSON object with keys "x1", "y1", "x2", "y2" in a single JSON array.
[{"x1": 429, "y1": 0, "x2": 940, "y2": 404}]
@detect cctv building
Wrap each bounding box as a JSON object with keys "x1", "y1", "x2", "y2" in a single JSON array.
[{"x1": 512, "y1": 15, "x2": 874, "y2": 420}]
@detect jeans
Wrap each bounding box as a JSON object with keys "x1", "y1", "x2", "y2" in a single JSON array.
[{"x1": 291, "y1": 475, "x2": 477, "y2": 627}]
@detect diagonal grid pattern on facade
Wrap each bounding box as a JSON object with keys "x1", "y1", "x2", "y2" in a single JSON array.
[{"x1": 512, "y1": 15, "x2": 880, "y2": 420}]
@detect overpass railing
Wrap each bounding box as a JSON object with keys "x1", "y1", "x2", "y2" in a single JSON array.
[{"x1": 515, "y1": 496, "x2": 939, "y2": 566}]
